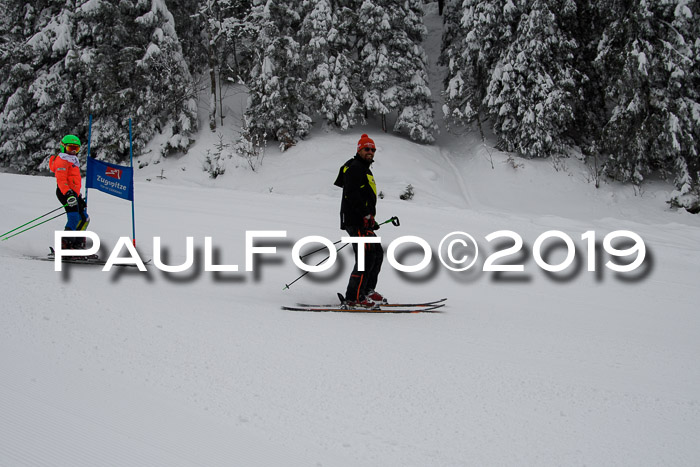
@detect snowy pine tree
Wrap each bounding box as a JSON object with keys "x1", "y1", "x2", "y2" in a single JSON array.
[
  {"x1": 218, "y1": 0, "x2": 256, "y2": 82},
  {"x1": 441, "y1": 0, "x2": 518, "y2": 129},
  {"x1": 355, "y1": 0, "x2": 395, "y2": 132},
  {"x1": 596, "y1": 0, "x2": 699, "y2": 207},
  {"x1": 299, "y1": 0, "x2": 359, "y2": 130},
  {"x1": 485, "y1": 0, "x2": 579, "y2": 159},
  {"x1": 355, "y1": 0, "x2": 435, "y2": 142},
  {"x1": 245, "y1": 0, "x2": 311, "y2": 150},
  {"x1": 128, "y1": 0, "x2": 198, "y2": 158},
  {"x1": 391, "y1": 0, "x2": 437, "y2": 143},
  {"x1": 169, "y1": 0, "x2": 209, "y2": 70},
  {"x1": 0, "y1": 0, "x2": 198, "y2": 171},
  {"x1": 0, "y1": 1, "x2": 82, "y2": 172}
]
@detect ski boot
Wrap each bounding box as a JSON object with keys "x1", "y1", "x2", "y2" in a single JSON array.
[
  {"x1": 343, "y1": 296, "x2": 380, "y2": 310},
  {"x1": 366, "y1": 290, "x2": 388, "y2": 305}
]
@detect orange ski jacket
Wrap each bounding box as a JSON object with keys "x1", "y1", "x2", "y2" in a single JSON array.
[{"x1": 49, "y1": 155, "x2": 82, "y2": 195}]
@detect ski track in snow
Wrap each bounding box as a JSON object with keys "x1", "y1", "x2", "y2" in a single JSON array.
[{"x1": 437, "y1": 147, "x2": 472, "y2": 208}]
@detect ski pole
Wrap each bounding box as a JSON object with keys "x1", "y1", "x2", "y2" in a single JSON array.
[
  {"x1": 298, "y1": 216, "x2": 399, "y2": 259},
  {"x1": 283, "y1": 243, "x2": 349, "y2": 290},
  {"x1": 299, "y1": 240, "x2": 343, "y2": 260},
  {"x1": 1, "y1": 211, "x2": 67, "y2": 241},
  {"x1": 0, "y1": 204, "x2": 68, "y2": 240},
  {"x1": 380, "y1": 216, "x2": 400, "y2": 227},
  {"x1": 283, "y1": 216, "x2": 400, "y2": 290}
]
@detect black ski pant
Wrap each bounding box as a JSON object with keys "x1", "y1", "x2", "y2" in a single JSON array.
[{"x1": 344, "y1": 227, "x2": 383, "y2": 302}]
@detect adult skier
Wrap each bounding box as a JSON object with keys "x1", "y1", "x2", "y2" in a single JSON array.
[
  {"x1": 334, "y1": 134, "x2": 386, "y2": 307},
  {"x1": 49, "y1": 134, "x2": 90, "y2": 249}
]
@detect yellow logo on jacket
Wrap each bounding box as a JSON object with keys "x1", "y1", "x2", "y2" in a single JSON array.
[{"x1": 367, "y1": 175, "x2": 376, "y2": 195}]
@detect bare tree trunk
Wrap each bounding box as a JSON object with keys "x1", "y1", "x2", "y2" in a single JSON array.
[
  {"x1": 208, "y1": 48, "x2": 217, "y2": 131},
  {"x1": 218, "y1": 66, "x2": 224, "y2": 127},
  {"x1": 231, "y1": 36, "x2": 239, "y2": 77},
  {"x1": 216, "y1": 5, "x2": 225, "y2": 128},
  {"x1": 476, "y1": 112, "x2": 485, "y2": 141},
  {"x1": 476, "y1": 113, "x2": 494, "y2": 169}
]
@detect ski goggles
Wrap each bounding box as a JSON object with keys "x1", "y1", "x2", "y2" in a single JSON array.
[{"x1": 63, "y1": 144, "x2": 81, "y2": 153}]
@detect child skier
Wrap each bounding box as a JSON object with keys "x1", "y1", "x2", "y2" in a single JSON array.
[{"x1": 49, "y1": 134, "x2": 90, "y2": 249}]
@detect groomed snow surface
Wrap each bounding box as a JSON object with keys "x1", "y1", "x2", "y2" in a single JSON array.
[{"x1": 1, "y1": 126, "x2": 699, "y2": 466}]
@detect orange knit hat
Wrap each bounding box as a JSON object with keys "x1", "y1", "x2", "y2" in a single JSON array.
[{"x1": 357, "y1": 134, "x2": 376, "y2": 151}]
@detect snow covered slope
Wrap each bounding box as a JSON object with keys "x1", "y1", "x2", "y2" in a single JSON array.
[{"x1": 1, "y1": 123, "x2": 699, "y2": 466}]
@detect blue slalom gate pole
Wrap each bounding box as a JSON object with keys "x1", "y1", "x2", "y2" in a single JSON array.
[
  {"x1": 86, "y1": 114, "x2": 92, "y2": 204},
  {"x1": 129, "y1": 118, "x2": 136, "y2": 246}
]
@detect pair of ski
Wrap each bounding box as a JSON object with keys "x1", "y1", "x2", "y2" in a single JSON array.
[{"x1": 282, "y1": 294, "x2": 446, "y2": 313}]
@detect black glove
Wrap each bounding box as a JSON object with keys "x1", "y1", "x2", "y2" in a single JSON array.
[{"x1": 66, "y1": 190, "x2": 78, "y2": 207}]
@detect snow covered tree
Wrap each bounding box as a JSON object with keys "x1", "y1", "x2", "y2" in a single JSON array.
[
  {"x1": 565, "y1": 1, "x2": 606, "y2": 149},
  {"x1": 485, "y1": 0, "x2": 580, "y2": 158},
  {"x1": 195, "y1": 0, "x2": 253, "y2": 131},
  {"x1": 168, "y1": 0, "x2": 208, "y2": 70},
  {"x1": 83, "y1": 0, "x2": 198, "y2": 161},
  {"x1": 442, "y1": 0, "x2": 587, "y2": 159},
  {"x1": 244, "y1": 0, "x2": 311, "y2": 150},
  {"x1": 355, "y1": 0, "x2": 436, "y2": 142},
  {"x1": 198, "y1": 0, "x2": 229, "y2": 132},
  {"x1": 596, "y1": 0, "x2": 699, "y2": 207},
  {"x1": 441, "y1": 0, "x2": 519, "y2": 130},
  {"x1": 242, "y1": 0, "x2": 435, "y2": 147},
  {"x1": 219, "y1": 0, "x2": 256, "y2": 81},
  {"x1": 198, "y1": 0, "x2": 223, "y2": 131},
  {"x1": 0, "y1": 1, "x2": 82, "y2": 172},
  {"x1": 134, "y1": 0, "x2": 199, "y2": 156},
  {"x1": 437, "y1": 0, "x2": 462, "y2": 70},
  {"x1": 391, "y1": 0, "x2": 437, "y2": 143},
  {"x1": 298, "y1": 0, "x2": 360, "y2": 130},
  {"x1": 0, "y1": 0, "x2": 198, "y2": 171},
  {"x1": 355, "y1": 0, "x2": 395, "y2": 132}
]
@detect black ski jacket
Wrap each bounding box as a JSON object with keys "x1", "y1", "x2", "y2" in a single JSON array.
[{"x1": 334, "y1": 154, "x2": 377, "y2": 229}]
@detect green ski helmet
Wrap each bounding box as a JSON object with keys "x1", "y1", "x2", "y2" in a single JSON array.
[{"x1": 60, "y1": 134, "x2": 81, "y2": 153}]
